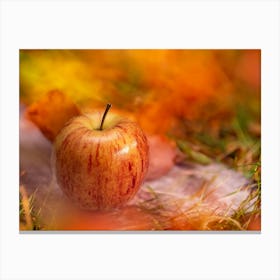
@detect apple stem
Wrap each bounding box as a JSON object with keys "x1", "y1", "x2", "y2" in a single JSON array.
[{"x1": 99, "y1": 103, "x2": 112, "y2": 130}]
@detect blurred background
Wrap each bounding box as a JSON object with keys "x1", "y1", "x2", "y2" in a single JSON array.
[
  {"x1": 19, "y1": 50, "x2": 261, "y2": 230},
  {"x1": 20, "y1": 49, "x2": 260, "y2": 171}
]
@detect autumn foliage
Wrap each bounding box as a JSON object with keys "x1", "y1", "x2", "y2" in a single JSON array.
[
  {"x1": 20, "y1": 50, "x2": 260, "y2": 137},
  {"x1": 20, "y1": 50, "x2": 261, "y2": 231}
]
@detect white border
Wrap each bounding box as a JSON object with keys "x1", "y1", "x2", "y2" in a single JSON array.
[{"x1": 1, "y1": 1, "x2": 279, "y2": 280}]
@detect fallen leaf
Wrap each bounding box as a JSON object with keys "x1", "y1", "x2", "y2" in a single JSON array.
[
  {"x1": 26, "y1": 90, "x2": 81, "y2": 141},
  {"x1": 145, "y1": 135, "x2": 176, "y2": 181}
]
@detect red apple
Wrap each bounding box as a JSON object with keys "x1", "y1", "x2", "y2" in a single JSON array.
[{"x1": 53, "y1": 104, "x2": 149, "y2": 210}]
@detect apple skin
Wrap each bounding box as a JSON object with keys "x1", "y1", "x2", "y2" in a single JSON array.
[{"x1": 53, "y1": 111, "x2": 149, "y2": 210}]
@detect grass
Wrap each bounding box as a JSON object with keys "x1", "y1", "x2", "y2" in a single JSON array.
[
  {"x1": 137, "y1": 176, "x2": 260, "y2": 230},
  {"x1": 19, "y1": 99, "x2": 261, "y2": 231},
  {"x1": 136, "y1": 103, "x2": 261, "y2": 230},
  {"x1": 19, "y1": 50, "x2": 261, "y2": 230},
  {"x1": 137, "y1": 180, "x2": 260, "y2": 230},
  {"x1": 19, "y1": 185, "x2": 43, "y2": 230},
  {"x1": 19, "y1": 150, "x2": 260, "y2": 232}
]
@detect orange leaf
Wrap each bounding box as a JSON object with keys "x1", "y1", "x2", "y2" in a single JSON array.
[{"x1": 26, "y1": 90, "x2": 81, "y2": 142}]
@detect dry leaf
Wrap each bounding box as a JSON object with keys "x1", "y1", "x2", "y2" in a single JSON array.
[
  {"x1": 145, "y1": 135, "x2": 176, "y2": 181},
  {"x1": 26, "y1": 90, "x2": 81, "y2": 141}
]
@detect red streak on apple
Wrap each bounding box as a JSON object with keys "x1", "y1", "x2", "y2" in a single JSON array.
[{"x1": 54, "y1": 110, "x2": 149, "y2": 210}]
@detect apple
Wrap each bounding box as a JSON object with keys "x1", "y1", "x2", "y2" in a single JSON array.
[{"x1": 53, "y1": 104, "x2": 149, "y2": 210}]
